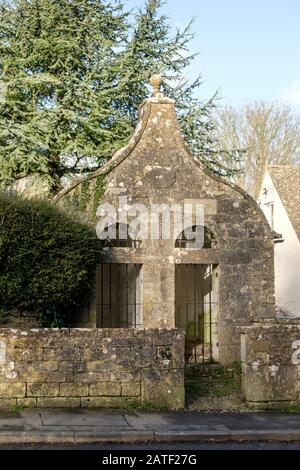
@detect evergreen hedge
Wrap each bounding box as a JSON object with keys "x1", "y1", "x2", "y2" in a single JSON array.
[{"x1": 0, "y1": 192, "x2": 101, "y2": 326}]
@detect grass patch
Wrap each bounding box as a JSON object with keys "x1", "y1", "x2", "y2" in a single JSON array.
[
  {"x1": 125, "y1": 400, "x2": 168, "y2": 411},
  {"x1": 284, "y1": 404, "x2": 300, "y2": 413},
  {"x1": 11, "y1": 403, "x2": 26, "y2": 412},
  {"x1": 185, "y1": 362, "x2": 242, "y2": 398}
]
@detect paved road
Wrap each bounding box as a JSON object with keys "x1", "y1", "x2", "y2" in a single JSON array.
[{"x1": 1, "y1": 442, "x2": 300, "y2": 450}]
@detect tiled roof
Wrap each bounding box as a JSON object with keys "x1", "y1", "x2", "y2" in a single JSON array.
[{"x1": 268, "y1": 165, "x2": 300, "y2": 241}]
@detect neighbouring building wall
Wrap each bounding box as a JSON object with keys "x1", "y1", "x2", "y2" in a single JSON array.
[
  {"x1": 258, "y1": 171, "x2": 300, "y2": 316},
  {"x1": 241, "y1": 322, "x2": 300, "y2": 408},
  {"x1": 0, "y1": 328, "x2": 185, "y2": 410}
]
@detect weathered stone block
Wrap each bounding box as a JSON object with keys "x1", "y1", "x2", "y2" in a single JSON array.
[
  {"x1": 0, "y1": 398, "x2": 17, "y2": 409},
  {"x1": 89, "y1": 382, "x2": 121, "y2": 397},
  {"x1": 251, "y1": 340, "x2": 270, "y2": 353},
  {"x1": 60, "y1": 382, "x2": 89, "y2": 397},
  {"x1": 142, "y1": 369, "x2": 184, "y2": 410},
  {"x1": 45, "y1": 371, "x2": 75, "y2": 383},
  {"x1": 151, "y1": 329, "x2": 182, "y2": 346},
  {"x1": 81, "y1": 397, "x2": 137, "y2": 408},
  {"x1": 107, "y1": 336, "x2": 152, "y2": 348},
  {"x1": 58, "y1": 361, "x2": 86, "y2": 373},
  {"x1": 59, "y1": 346, "x2": 82, "y2": 361},
  {"x1": 73, "y1": 371, "x2": 112, "y2": 383},
  {"x1": 112, "y1": 371, "x2": 141, "y2": 383},
  {"x1": 128, "y1": 348, "x2": 155, "y2": 368},
  {"x1": 42, "y1": 348, "x2": 60, "y2": 361},
  {"x1": 38, "y1": 361, "x2": 59, "y2": 372},
  {"x1": 27, "y1": 382, "x2": 59, "y2": 397},
  {"x1": 16, "y1": 364, "x2": 71, "y2": 383},
  {"x1": 69, "y1": 329, "x2": 98, "y2": 339},
  {"x1": 17, "y1": 397, "x2": 37, "y2": 407},
  {"x1": 241, "y1": 324, "x2": 300, "y2": 404},
  {"x1": 82, "y1": 348, "x2": 113, "y2": 361},
  {"x1": 121, "y1": 382, "x2": 141, "y2": 397},
  {"x1": 9, "y1": 348, "x2": 44, "y2": 362},
  {"x1": 37, "y1": 397, "x2": 81, "y2": 408},
  {"x1": 0, "y1": 382, "x2": 26, "y2": 398},
  {"x1": 86, "y1": 361, "x2": 111, "y2": 372}
]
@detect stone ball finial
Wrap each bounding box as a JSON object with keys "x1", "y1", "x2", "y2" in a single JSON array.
[{"x1": 150, "y1": 74, "x2": 163, "y2": 97}]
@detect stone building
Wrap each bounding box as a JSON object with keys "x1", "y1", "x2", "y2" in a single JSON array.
[
  {"x1": 258, "y1": 165, "x2": 300, "y2": 317},
  {"x1": 75, "y1": 75, "x2": 276, "y2": 366}
]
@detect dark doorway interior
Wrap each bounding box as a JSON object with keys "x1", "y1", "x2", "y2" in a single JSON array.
[{"x1": 175, "y1": 264, "x2": 219, "y2": 364}]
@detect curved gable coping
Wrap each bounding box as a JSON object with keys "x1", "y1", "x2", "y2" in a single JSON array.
[
  {"x1": 52, "y1": 100, "x2": 152, "y2": 204},
  {"x1": 52, "y1": 99, "x2": 275, "y2": 238},
  {"x1": 179, "y1": 137, "x2": 275, "y2": 239}
]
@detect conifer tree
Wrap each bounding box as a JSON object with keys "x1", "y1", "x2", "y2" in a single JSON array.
[{"x1": 0, "y1": 0, "x2": 128, "y2": 192}]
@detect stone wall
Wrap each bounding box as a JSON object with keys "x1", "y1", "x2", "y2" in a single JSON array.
[
  {"x1": 0, "y1": 309, "x2": 41, "y2": 329},
  {"x1": 0, "y1": 286, "x2": 97, "y2": 329},
  {"x1": 0, "y1": 328, "x2": 185, "y2": 410},
  {"x1": 240, "y1": 322, "x2": 300, "y2": 408}
]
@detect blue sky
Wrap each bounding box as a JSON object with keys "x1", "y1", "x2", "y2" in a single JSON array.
[{"x1": 126, "y1": 0, "x2": 300, "y2": 112}]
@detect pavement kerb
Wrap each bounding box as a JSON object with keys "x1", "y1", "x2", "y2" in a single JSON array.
[
  {"x1": 0, "y1": 431, "x2": 75, "y2": 444},
  {"x1": 0, "y1": 429, "x2": 300, "y2": 444},
  {"x1": 74, "y1": 431, "x2": 155, "y2": 444}
]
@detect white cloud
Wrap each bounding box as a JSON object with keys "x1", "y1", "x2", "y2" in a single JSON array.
[{"x1": 283, "y1": 80, "x2": 300, "y2": 106}]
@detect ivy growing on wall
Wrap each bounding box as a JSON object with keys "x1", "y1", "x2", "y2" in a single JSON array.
[
  {"x1": 92, "y1": 176, "x2": 106, "y2": 218},
  {"x1": 78, "y1": 179, "x2": 91, "y2": 212}
]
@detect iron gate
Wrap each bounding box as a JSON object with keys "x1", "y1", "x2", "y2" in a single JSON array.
[
  {"x1": 96, "y1": 263, "x2": 143, "y2": 328},
  {"x1": 175, "y1": 264, "x2": 219, "y2": 364}
]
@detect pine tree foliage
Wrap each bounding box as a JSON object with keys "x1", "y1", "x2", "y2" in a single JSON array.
[
  {"x1": 0, "y1": 0, "x2": 241, "y2": 194},
  {"x1": 0, "y1": 0, "x2": 129, "y2": 192}
]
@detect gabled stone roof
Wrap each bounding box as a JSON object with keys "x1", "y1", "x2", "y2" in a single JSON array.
[
  {"x1": 268, "y1": 165, "x2": 300, "y2": 241},
  {"x1": 54, "y1": 75, "x2": 270, "y2": 225}
]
